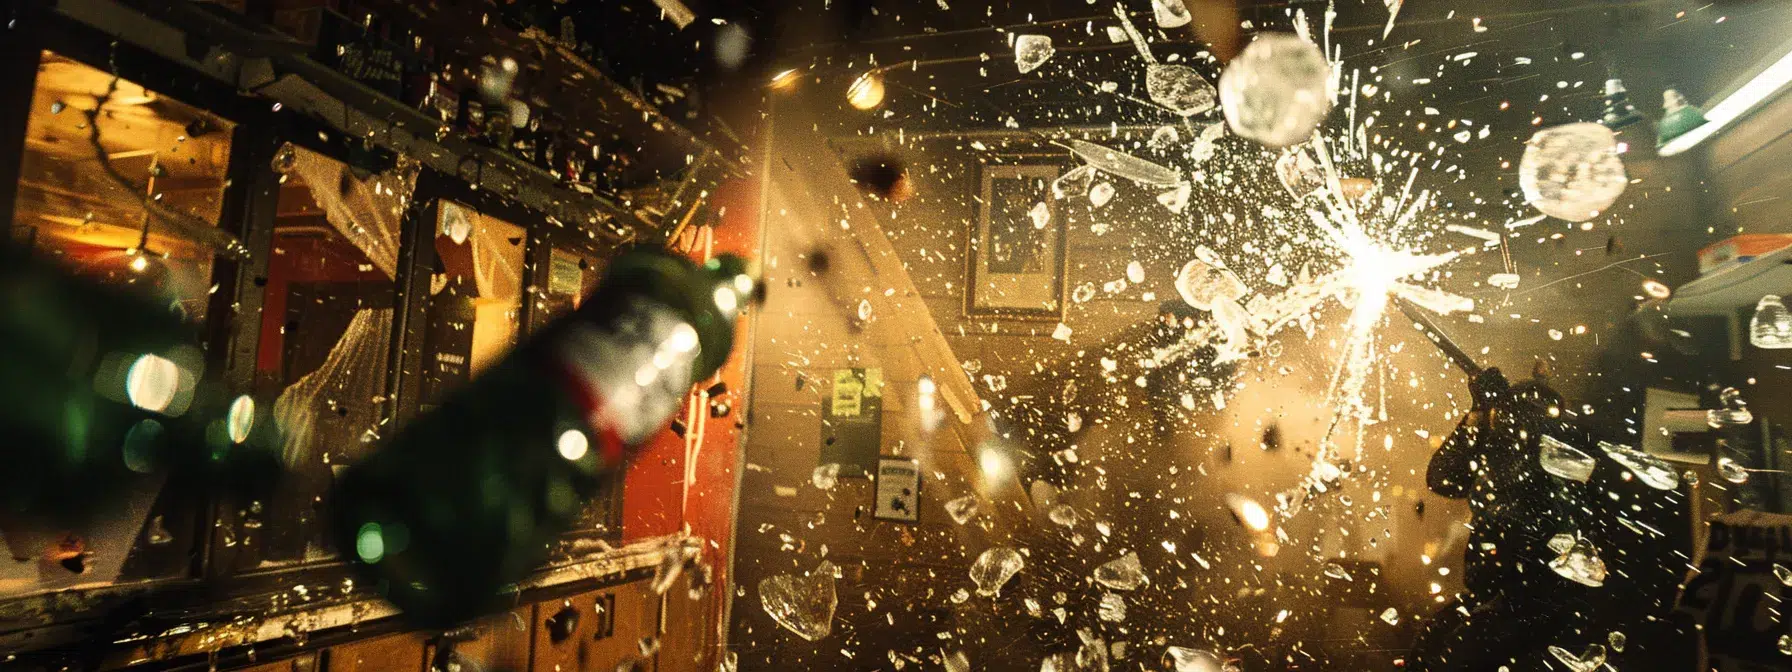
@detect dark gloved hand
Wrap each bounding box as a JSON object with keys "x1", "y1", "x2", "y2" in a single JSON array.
[{"x1": 1470, "y1": 367, "x2": 1509, "y2": 411}]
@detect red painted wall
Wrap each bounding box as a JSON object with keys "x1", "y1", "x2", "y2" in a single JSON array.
[
  {"x1": 621, "y1": 177, "x2": 760, "y2": 545},
  {"x1": 619, "y1": 176, "x2": 761, "y2": 669}
]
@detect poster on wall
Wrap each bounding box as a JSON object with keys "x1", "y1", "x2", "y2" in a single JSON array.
[
  {"x1": 820, "y1": 368, "x2": 883, "y2": 477},
  {"x1": 873, "y1": 457, "x2": 921, "y2": 523},
  {"x1": 1678, "y1": 509, "x2": 1792, "y2": 669},
  {"x1": 967, "y1": 163, "x2": 1067, "y2": 319}
]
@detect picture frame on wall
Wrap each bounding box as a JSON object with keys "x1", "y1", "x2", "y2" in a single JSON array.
[{"x1": 966, "y1": 163, "x2": 1069, "y2": 320}]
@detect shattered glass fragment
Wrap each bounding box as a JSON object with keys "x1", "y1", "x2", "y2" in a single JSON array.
[
  {"x1": 949, "y1": 588, "x2": 970, "y2": 604},
  {"x1": 1163, "y1": 647, "x2": 1226, "y2": 672},
  {"x1": 1040, "y1": 653, "x2": 1075, "y2": 672},
  {"x1": 1775, "y1": 563, "x2": 1792, "y2": 587},
  {"x1": 1052, "y1": 323, "x2": 1073, "y2": 341},
  {"x1": 1547, "y1": 532, "x2": 1576, "y2": 556},
  {"x1": 945, "y1": 495, "x2": 979, "y2": 525},
  {"x1": 1487, "y1": 273, "x2": 1520, "y2": 290},
  {"x1": 1175, "y1": 259, "x2": 1249, "y2": 311},
  {"x1": 1598, "y1": 441, "x2": 1678, "y2": 490},
  {"x1": 1093, "y1": 551, "x2": 1149, "y2": 590},
  {"x1": 1225, "y1": 493, "x2": 1271, "y2": 531},
  {"x1": 1151, "y1": 125, "x2": 1181, "y2": 147},
  {"x1": 1781, "y1": 634, "x2": 1792, "y2": 655},
  {"x1": 1717, "y1": 457, "x2": 1749, "y2": 484},
  {"x1": 1265, "y1": 264, "x2": 1288, "y2": 287},
  {"x1": 1052, "y1": 165, "x2": 1095, "y2": 199},
  {"x1": 1126, "y1": 261, "x2": 1146, "y2": 284},
  {"x1": 1609, "y1": 631, "x2": 1626, "y2": 653},
  {"x1": 1548, "y1": 537, "x2": 1608, "y2": 587},
  {"x1": 1518, "y1": 123, "x2": 1628, "y2": 222},
  {"x1": 1076, "y1": 629, "x2": 1110, "y2": 672},
  {"x1": 970, "y1": 547, "x2": 1024, "y2": 597},
  {"x1": 1153, "y1": 0, "x2": 1192, "y2": 28},
  {"x1": 1068, "y1": 140, "x2": 1183, "y2": 187},
  {"x1": 1380, "y1": 607, "x2": 1399, "y2": 625},
  {"x1": 1708, "y1": 407, "x2": 1753, "y2": 428},
  {"x1": 1090, "y1": 181, "x2": 1117, "y2": 208},
  {"x1": 1190, "y1": 124, "x2": 1226, "y2": 165},
  {"x1": 1219, "y1": 34, "x2": 1333, "y2": 147},
  {"x1": 758, "y1": 561, "x2": 838, "y2": 641},
  {"x1": 1015, "y1": 35, "x2": 1056, "y2": 74},
  {"x1": 1275, "y1": 148, "x2": 1324, "y2": 201},
  {"x1": 1048, "y1": 503, "x2": 1079, "y2": 527},
  {"x1": 1392, "y1": 283, "x2": 1474, "y2": 315},
  {"x1": 1072, "y1": 282, "x2": 1098, "y2": 303},
  {"x1": 1546, "y1": 644, "x2": 1607, "y2": 672},
  {"x1": 1147, "y1": 65, "x2": 1218, "y2": 117},
  {"x1": 1158, "y1": 182, "x2": 1192, "y2": 213},
  {"x1": 1097, "y1": 592, "x2": 1126, "y2": 622},
  {"x1": 1029, "y1": 201, "x2": 1052, "y2": 229},
  {"x1": 1321, "y1": 562, "x2": 1352, "y2": 581},
  {"x1": 1538, "y1": 435, "x2": 1596, "y2": 483},
  {"x1": 812, "y1": 463, "x2": 841, "y2": 490}
]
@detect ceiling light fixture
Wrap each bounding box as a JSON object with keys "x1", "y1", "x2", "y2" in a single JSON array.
[
  {"x1": 1659, "y1": 46, "x2": 1792, "y2": 156},
  {"x1": 847, "y1": 71, "x2": 885, "y2": 110}
]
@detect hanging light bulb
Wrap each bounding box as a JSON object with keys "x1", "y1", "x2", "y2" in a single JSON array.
[
  {"x1": 847, "y1": 71, "x2": 885, "y2": 110},
  {"x1": 1600, "y1": 79, "x2": 1645, "y2": 130},
  {"x1": 1750, "y1": 295, "x2": 1792, "y2": 349}
]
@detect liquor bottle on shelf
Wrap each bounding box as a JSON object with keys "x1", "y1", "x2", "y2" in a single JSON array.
[
  {"x1": 330, "y1": 248, "x2": 754, "y2": 629},
  {"x1": 459, "y1": 90, "x2": 486, "y2": 142}
]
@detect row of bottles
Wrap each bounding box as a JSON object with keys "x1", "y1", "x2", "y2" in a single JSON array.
[{"x1": 303, "y1": 0, "x2": 633, "y2": 194}]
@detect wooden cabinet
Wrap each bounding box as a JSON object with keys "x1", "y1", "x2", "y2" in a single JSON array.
[
  {"x1": 324, "y1": 633, "x2": 426, "y2": 672},
  {"x1": 234, "y1": 653, "x2": 318, "y2": 672},
  {"x1": 531, "y1": 580, "x2": 661, "y2": 672},
  {"x1": 422, "y1": 607, "x2": 533, "y2": 672}
]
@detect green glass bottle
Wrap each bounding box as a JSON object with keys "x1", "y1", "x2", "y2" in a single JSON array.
[
  {"x1": 0, "y1": 243, "x2": 282, "y2": 539},
  {"x1": 330, "y1": 247, "x2": 750, "y2": 629},
  {"x1": 0, "y1": 242, "x2": 209, "y2": 529}
]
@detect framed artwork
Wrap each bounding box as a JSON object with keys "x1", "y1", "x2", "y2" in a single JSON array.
[{"x1": 967, "y1": 164, "x2": 1069, "y2": 319}]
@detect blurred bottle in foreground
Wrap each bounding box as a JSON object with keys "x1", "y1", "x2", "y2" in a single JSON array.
[
  {"x1": 330, "y1": 247, "x2": 752, "y2": 629},
  {"x1": 0, "y1": 243, "x2": 282, "y2": 557}
]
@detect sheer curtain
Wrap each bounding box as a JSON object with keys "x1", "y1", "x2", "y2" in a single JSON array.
[{"x1": 272, "y1": 145, "x2": 417, "y2": 470}]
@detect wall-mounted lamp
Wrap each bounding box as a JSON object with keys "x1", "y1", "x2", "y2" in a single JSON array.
[{"x1": 1659, "y1": 47, "x2": 1792, "y2": 156}]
